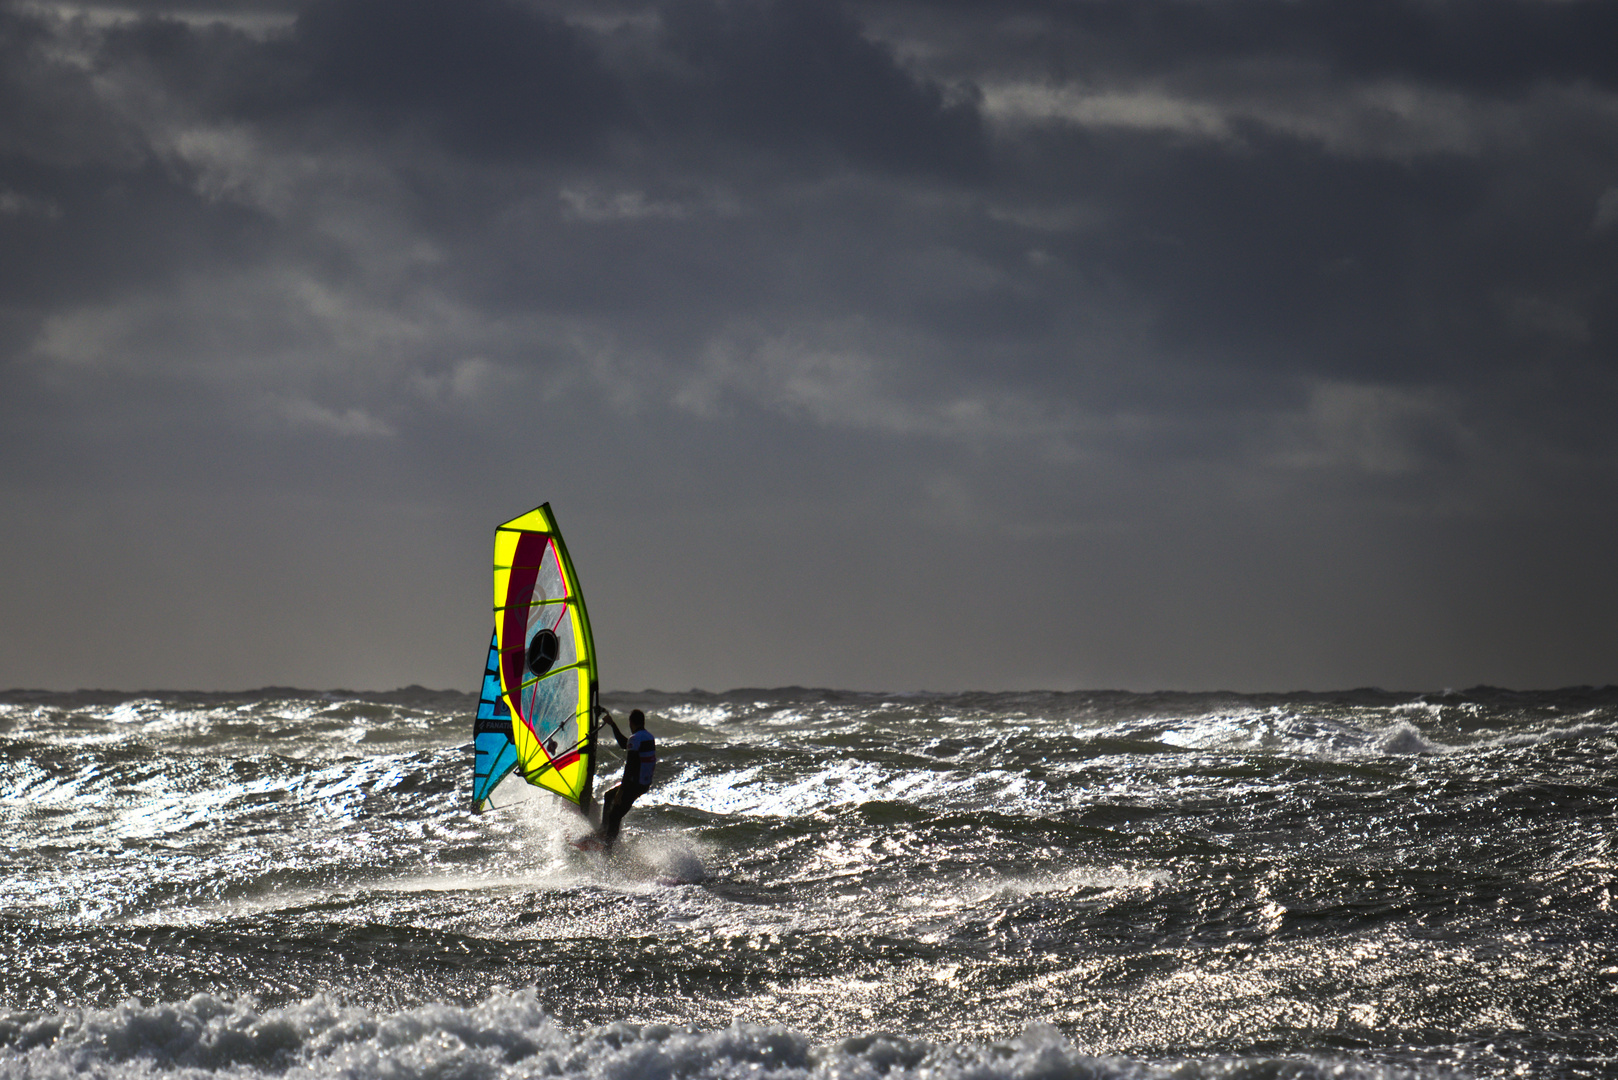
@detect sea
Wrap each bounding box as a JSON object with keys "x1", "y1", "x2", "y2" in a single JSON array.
[{"x1": 0, "y1": 686, "x2": 1614, "y2": 1080}]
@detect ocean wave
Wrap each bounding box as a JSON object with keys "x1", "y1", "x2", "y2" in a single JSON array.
[
  {"x1": 1, "y1": 687, "x2": 1612, "y2": 1079},
  {"x1": 0, "y1": 992, "x2": 1436, "y2": 1080}
]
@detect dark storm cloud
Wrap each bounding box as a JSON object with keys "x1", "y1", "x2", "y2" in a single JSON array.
[
  {"x1": 84, "y1": 0, "x2": 631, "y2": 158},
  {"x1": 904, "y1": 0, "x2": 1618, "y2": 91},
  {"x1": 913, "y1": 1, "x2": 1618, "y2": 403},
  {"x1": 0, "y1": 157, "x2": 271, "y2": 308},
  {"x1": 0, "y1": 6, "x2": 139, "y2": 168},
  {"x1": 2, "y1": 0, "x2": 1616, "y2": 691},
  {"x1": 1313, "y1": 0, "x2": 1618, "y2": 91},
  {"x1": 654, "y1": 0, "x2": 987, "y2": 177},
  {"x1": 1014, "y1": 126, "x2": 1609, "y2": 387},
  {"x1": 291, "y1": 0, "x2": 630, "y2": 158},
  {"x1": 76, "y1": 0, "x2": 985, "y2": 173}
]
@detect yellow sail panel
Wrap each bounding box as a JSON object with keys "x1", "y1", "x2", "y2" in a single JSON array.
[{"x1": 492, "y1": 503, "x2": 599, "y2": 808}]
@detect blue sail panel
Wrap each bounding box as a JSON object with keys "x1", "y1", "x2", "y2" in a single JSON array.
[{"x1": 472, "y1": 630, "x2": 521, "y2": 812}]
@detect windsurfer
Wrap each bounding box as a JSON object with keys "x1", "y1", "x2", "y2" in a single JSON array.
[{"x1": 599, "y1": 708, "x2": 656, "y2": 846}]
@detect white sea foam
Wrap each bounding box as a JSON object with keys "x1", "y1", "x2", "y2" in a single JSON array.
[
  {"x1": 1374, "y1": 722, "x2": 1442, "y2": 755},
  {"x1": 0, "y1": 992, "x2": 1435, "y2": 1080},
  {"x1": 655, "y1": 760, "x2": 905, "y2": 819},
  {"x1": 1150, "y1": 707, "x2": 1461, "y2": 760},
  {"x1": 1494, "y1": 721, "x2": 1616, "y2": 748},
  {"x1": 975, "y1": 866, "x2": 1172, "y2": 900}
]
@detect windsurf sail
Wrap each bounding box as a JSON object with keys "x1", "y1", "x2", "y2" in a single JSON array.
[
  {"x1": 472, "y1": 629, "x2": 522, "y2": 810},
  {"x1": 472, "y1": 503, "x2": 599, "y2": 815}
]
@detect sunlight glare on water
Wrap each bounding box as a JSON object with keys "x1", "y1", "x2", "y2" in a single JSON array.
[{"x1": 0, "y1": 685, "x2": 1614, "y2": 1079}]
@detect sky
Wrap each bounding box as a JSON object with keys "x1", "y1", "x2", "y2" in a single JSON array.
[{"x1": 2, "y1": 0, "x2": 1616, "y2": 694}]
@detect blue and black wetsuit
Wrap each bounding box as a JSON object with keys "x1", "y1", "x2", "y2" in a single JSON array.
[{"x1": 601, "y1": 711, "x2": 655, "y2": 844}]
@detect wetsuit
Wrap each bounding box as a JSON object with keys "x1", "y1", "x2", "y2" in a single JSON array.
[{"x1": 601, "y1": 724, "x2": 655, "y2": 843}]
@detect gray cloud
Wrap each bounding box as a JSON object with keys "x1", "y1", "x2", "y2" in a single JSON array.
[
  {"x1": 289, "y1": 0, "x2": 630, "y2": 157},
  {"x1": 1, "y1": 0, "x2": 1615, "y2": 692},
  {"x1": 652, "y1": 0, "x2": 987, "y2": 177},
  {"x1": 900, "y1": 0, "x2": 1618, "y2": 92}
]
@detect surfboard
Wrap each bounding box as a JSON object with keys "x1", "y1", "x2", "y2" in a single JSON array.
[{"x1": 567, "y1": 781, "x2": 620, "y2": 849}]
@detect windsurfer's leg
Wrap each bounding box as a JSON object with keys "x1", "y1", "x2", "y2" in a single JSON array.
[
  {"x1": 600, "y1": 785, "x2": 643, "y2": 845},
  {"x1": 601, "y1": 788, "x2": 625, "y2": 842}
]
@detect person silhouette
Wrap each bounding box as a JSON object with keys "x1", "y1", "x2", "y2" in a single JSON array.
[{"x1": 599, "y1": 708, "x2": 655, "y2": 847}]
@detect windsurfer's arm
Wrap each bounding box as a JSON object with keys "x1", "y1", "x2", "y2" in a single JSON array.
[{"x1": 600, "y1": 708, "x2": 628, "y2": 748}]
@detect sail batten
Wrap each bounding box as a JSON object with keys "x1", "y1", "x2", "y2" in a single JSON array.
[
  {"x1": 473, "y1": 503, "x2": 599, "y2": 815},
  {"x1": 516, "y1": 661, "x2": 591, "y2": 691}
]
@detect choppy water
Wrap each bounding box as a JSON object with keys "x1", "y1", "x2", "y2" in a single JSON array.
[{"x1": 1, "y1": 685, "x2": 1614, "y2": 1080}]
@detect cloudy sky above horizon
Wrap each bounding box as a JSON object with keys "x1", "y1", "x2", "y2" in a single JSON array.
[{"x1": 3, "y1": 0, "x2": 1616, "y2": 694}]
